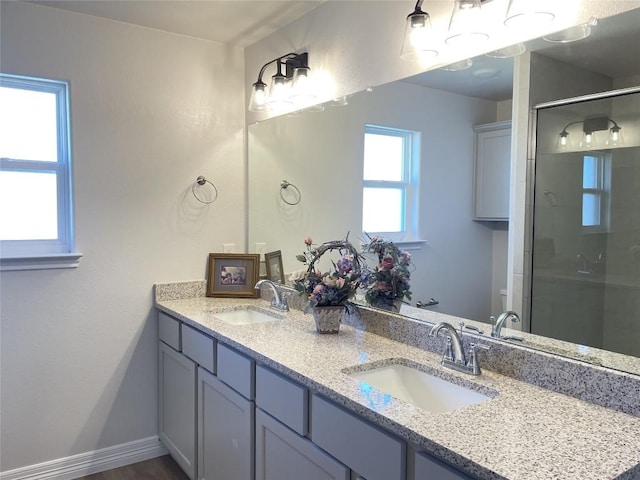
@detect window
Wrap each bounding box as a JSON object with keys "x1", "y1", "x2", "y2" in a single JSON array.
[
  {"x1": 581, "y1": 153, "x2": 609, "y2": 231},
  {"x1": 362, "y1": 125, "x2": 419, "y2": 242},
  {"x1": 0, "y1": 74, "x2": 79, "y2": 270}
]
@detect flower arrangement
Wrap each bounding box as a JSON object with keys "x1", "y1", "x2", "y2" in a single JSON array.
[
  {"x1": 290, "y1": 235, "x2": 363, "y2": 312},
  {"x1": 360, "y1": 235, "x2": 412, "y2": 311}
]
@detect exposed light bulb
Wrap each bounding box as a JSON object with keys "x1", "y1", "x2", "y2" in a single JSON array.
[
  {"x1": 401, "y1": 8, "x2": 438, "y2": 60},
  {"x1": 248, "y1": 82, "x2": 268, "y2": 112},
  {"x1": 607, "y1": 125, "x2": 623, "y2": 147}
]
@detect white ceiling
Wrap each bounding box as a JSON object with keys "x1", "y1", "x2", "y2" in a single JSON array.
[{"x1": 26, "y1": 0, "x2": 324, "y2": 47}]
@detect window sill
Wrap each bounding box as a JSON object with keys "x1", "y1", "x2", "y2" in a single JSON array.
[
  {"x1": 362, "y1": 239, "x2": 427, "y2": 250},
  {"x1": 0, "y1": 253, "x2": 83, "y2": 271}
]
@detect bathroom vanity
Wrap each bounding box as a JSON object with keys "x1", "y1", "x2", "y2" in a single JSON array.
[{"x1": 155, "y1": 281, "x2": 640, "y2": 480}]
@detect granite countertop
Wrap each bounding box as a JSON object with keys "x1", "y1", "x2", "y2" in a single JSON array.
[{"x1": 155, "y1": 295, "x2": 640, "y2": 480}]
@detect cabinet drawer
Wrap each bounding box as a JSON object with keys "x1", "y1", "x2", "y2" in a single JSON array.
[
  {"x1": 256, "y1": 365, "x2": 308, "y2": 436},
  {"x1": 217, "y1": 343, "x2": 255, "y2": 399},
  {"x1": 158, "y1": 311, "x2": 181, "y2": 351},
  {"x1": 415, "y1": 451, "x2": 474, "y2": 480},
  {"x1": 311, "y1": 395, "x2": 405, "y2": 480},
  {"x1": 182, "y1": 324, "x2": 216, "y2": 373}
]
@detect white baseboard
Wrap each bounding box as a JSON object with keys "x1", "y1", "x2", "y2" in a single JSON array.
[{"x1": 0, "y1": 436, "x2": 169, "y2": 480}]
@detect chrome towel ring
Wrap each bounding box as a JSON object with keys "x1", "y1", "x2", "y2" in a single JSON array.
[
  {"x1": 192, "y1": 176, "x2": 218, "y2": 205},
  {"x1": 280, "y1": 180, "x2": 301, "y2": 205}
]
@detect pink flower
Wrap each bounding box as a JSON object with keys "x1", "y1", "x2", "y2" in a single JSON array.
[
  {"x1": 336, "y1": 278, "x2": 345, "y2": 288},
  {"x1": 375, "y1": 281, "x2": 390, "y2": 291},
  {"x1": 379, "y1": 256, "x2": 395, "y2": 270},
  {"x1": 312, "y1": 284, "x2": 325, "y2": 294},
  {"x1": 304, "y1": 236, "x2": 313, "y2": 246}
]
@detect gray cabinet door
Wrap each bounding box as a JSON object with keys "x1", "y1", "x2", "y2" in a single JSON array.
[
  {"x1": 198, "y1": 367, "x2": 254, "y2": 480},
  {"x1": 159, "y1": 342, "x2": 197, "y2": 480},
  {"x1": 256, "y1": 409, "x2": 349, "y2": 480},
  {"x1": 414, "y1": 452, "x2": 474, "y2": 480}
]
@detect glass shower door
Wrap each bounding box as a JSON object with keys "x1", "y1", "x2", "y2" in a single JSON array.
[{"x1": 530, "y1": 89, "x2": 640, "y2": 357}]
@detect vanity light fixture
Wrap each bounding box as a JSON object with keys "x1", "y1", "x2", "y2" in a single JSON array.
[
  {"x1": 557, "y1": 116, "x2": 622, "y2": 150},
  {"x1": 400, "y1": 0, "x2": 439, "y2": 61},
  {"x1": 445, "y1": 0, "x2": 489, "y2": 46},
  {"x1": 248, "y1": 52, "x2": 316, "y2": 112},
  {"x1": 504, "y1": 0, "x2": 554, "y2": 29}
]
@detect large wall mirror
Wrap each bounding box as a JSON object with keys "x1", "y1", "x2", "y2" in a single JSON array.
[{"x1": 248, "y1": 8, "x2": 640, "y2": 375}]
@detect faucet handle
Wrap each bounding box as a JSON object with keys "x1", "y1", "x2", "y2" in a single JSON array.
[
  {"x1": 442, "y1": 336, "x2": 455, "y2": 364},
  {"x1": 467, "y1": 342, "x2": 490, "y2": 375}
]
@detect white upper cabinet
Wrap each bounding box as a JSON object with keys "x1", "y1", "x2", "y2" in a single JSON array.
[{"x1": 473, "y1": 121, "x2": 512, "y2": 221}]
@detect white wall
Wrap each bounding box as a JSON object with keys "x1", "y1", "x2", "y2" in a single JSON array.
[
  {"x1": 249, "y1": 80, "x2": 499, "y2": 320},
  {"x1": 0, "y1": 2, "x2": 244, "y2": 471}
]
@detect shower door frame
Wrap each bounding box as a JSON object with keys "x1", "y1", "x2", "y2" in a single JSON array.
[{"x1": 524, "y1": 85, "x2": 640, "y2": 332}]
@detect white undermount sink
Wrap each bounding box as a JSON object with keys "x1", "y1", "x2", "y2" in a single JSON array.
[
  {"x1": 347, "y1": 362, "x2": 493, "y2": 413},
  {"x1": 210, "y1": 308, "x2": 281, "y2": 326}
]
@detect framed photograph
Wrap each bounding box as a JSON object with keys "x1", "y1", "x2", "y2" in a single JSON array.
[
  {"x1": 206, "y1": 253, "x2": 260, "y2": 298},
  {"x1": 265, "y1": 250, "x2": 285, "y2": 284}
]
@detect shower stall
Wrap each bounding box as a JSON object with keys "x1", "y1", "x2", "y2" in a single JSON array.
[{"x1": 530, "y1": 87, "x2": 640, "y2": 358}]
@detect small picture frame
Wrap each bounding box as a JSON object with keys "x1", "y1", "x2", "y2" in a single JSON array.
[
  {"x1": 265, "y1": 250, "x2": 285, "y2": 284},
  {"x1": 206, "y1": 253, "x2": 260, "y2": 298}
]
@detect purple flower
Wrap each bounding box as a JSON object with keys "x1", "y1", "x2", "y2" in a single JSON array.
[{"x1": 399, "y1": 251, "x2": 411, "y2": 265}]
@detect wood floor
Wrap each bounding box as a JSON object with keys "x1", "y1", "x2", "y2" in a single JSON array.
[{"x1": 78, "y1": 455, "x2": 188, "y2": 480}]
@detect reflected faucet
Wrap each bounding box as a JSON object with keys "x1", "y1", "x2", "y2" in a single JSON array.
[
  {"x1": 491, "y1": 311, "x2": 521, "y2": 338},
  {"x1": 254, "y1": 279, "x2": 289, "y2": 312}
]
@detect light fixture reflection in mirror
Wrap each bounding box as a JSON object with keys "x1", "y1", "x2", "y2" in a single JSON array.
[
  {"x1": 504, "y1": 0, "x2": 555, "y2": 29},
  {"x1": 440, "y1": 58, "x2": 473, "y2": 71},
  {"x1": 557, "y1": 117, "x2": 623, "y2": 151},
  {"x1": 544, "y1": 17, "x2": 598, "y2": 43},
  {"x1": 485, "y1": 42, "x2": 526, "y2": 58}
]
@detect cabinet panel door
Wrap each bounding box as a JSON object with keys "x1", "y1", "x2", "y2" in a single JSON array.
[
  {"x1": 159, "y1": 342, "x2": 196, "y2": 480},
  {"x1": 473, "y1": 123, "x2": 511, "y2": 220},
  {"x1": 198, "y1": 367, "x2": 254, "y2": 480},
  {"x1": 415, "y1": 452, "x2": 474, "y2": 480},
  {"x1": 311, "y1": 395, "x2": 405, "y2": 480},
  {"x1": 256, "y1": 409, "x2": 349, "y2": 480}
]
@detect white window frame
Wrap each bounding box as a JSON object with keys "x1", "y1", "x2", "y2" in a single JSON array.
[
  {"x1": 0, "y1": 74, "x2": 81, "y2": 270},
  {"x1": 362, "y1": 125, "x2": 421, "y2": 244},
  {"x1": 581, "y1": 152, "x2": 610, "y2": 233}
]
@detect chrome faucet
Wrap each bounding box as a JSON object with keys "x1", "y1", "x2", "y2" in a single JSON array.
[
  {"x1": 491, "y1": 311, "x2": 521, "y2": 338},
  {"x1": 254, "y1": 279, "x2": 289, "y2": 312},
  {"x1": 429, "y1": 321, "x2": 489, "y2": 375},
  {"x1": 429, "y1": 322, "x2": 466, "y2": 367}
]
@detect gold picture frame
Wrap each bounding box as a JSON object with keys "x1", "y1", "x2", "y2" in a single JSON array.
[
  {"x1": 206, "y1": 253, "x2": 260, "y2": 298},
  {"x1": 264, "y1": 250, "x2": 285, "y2": 284}
]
